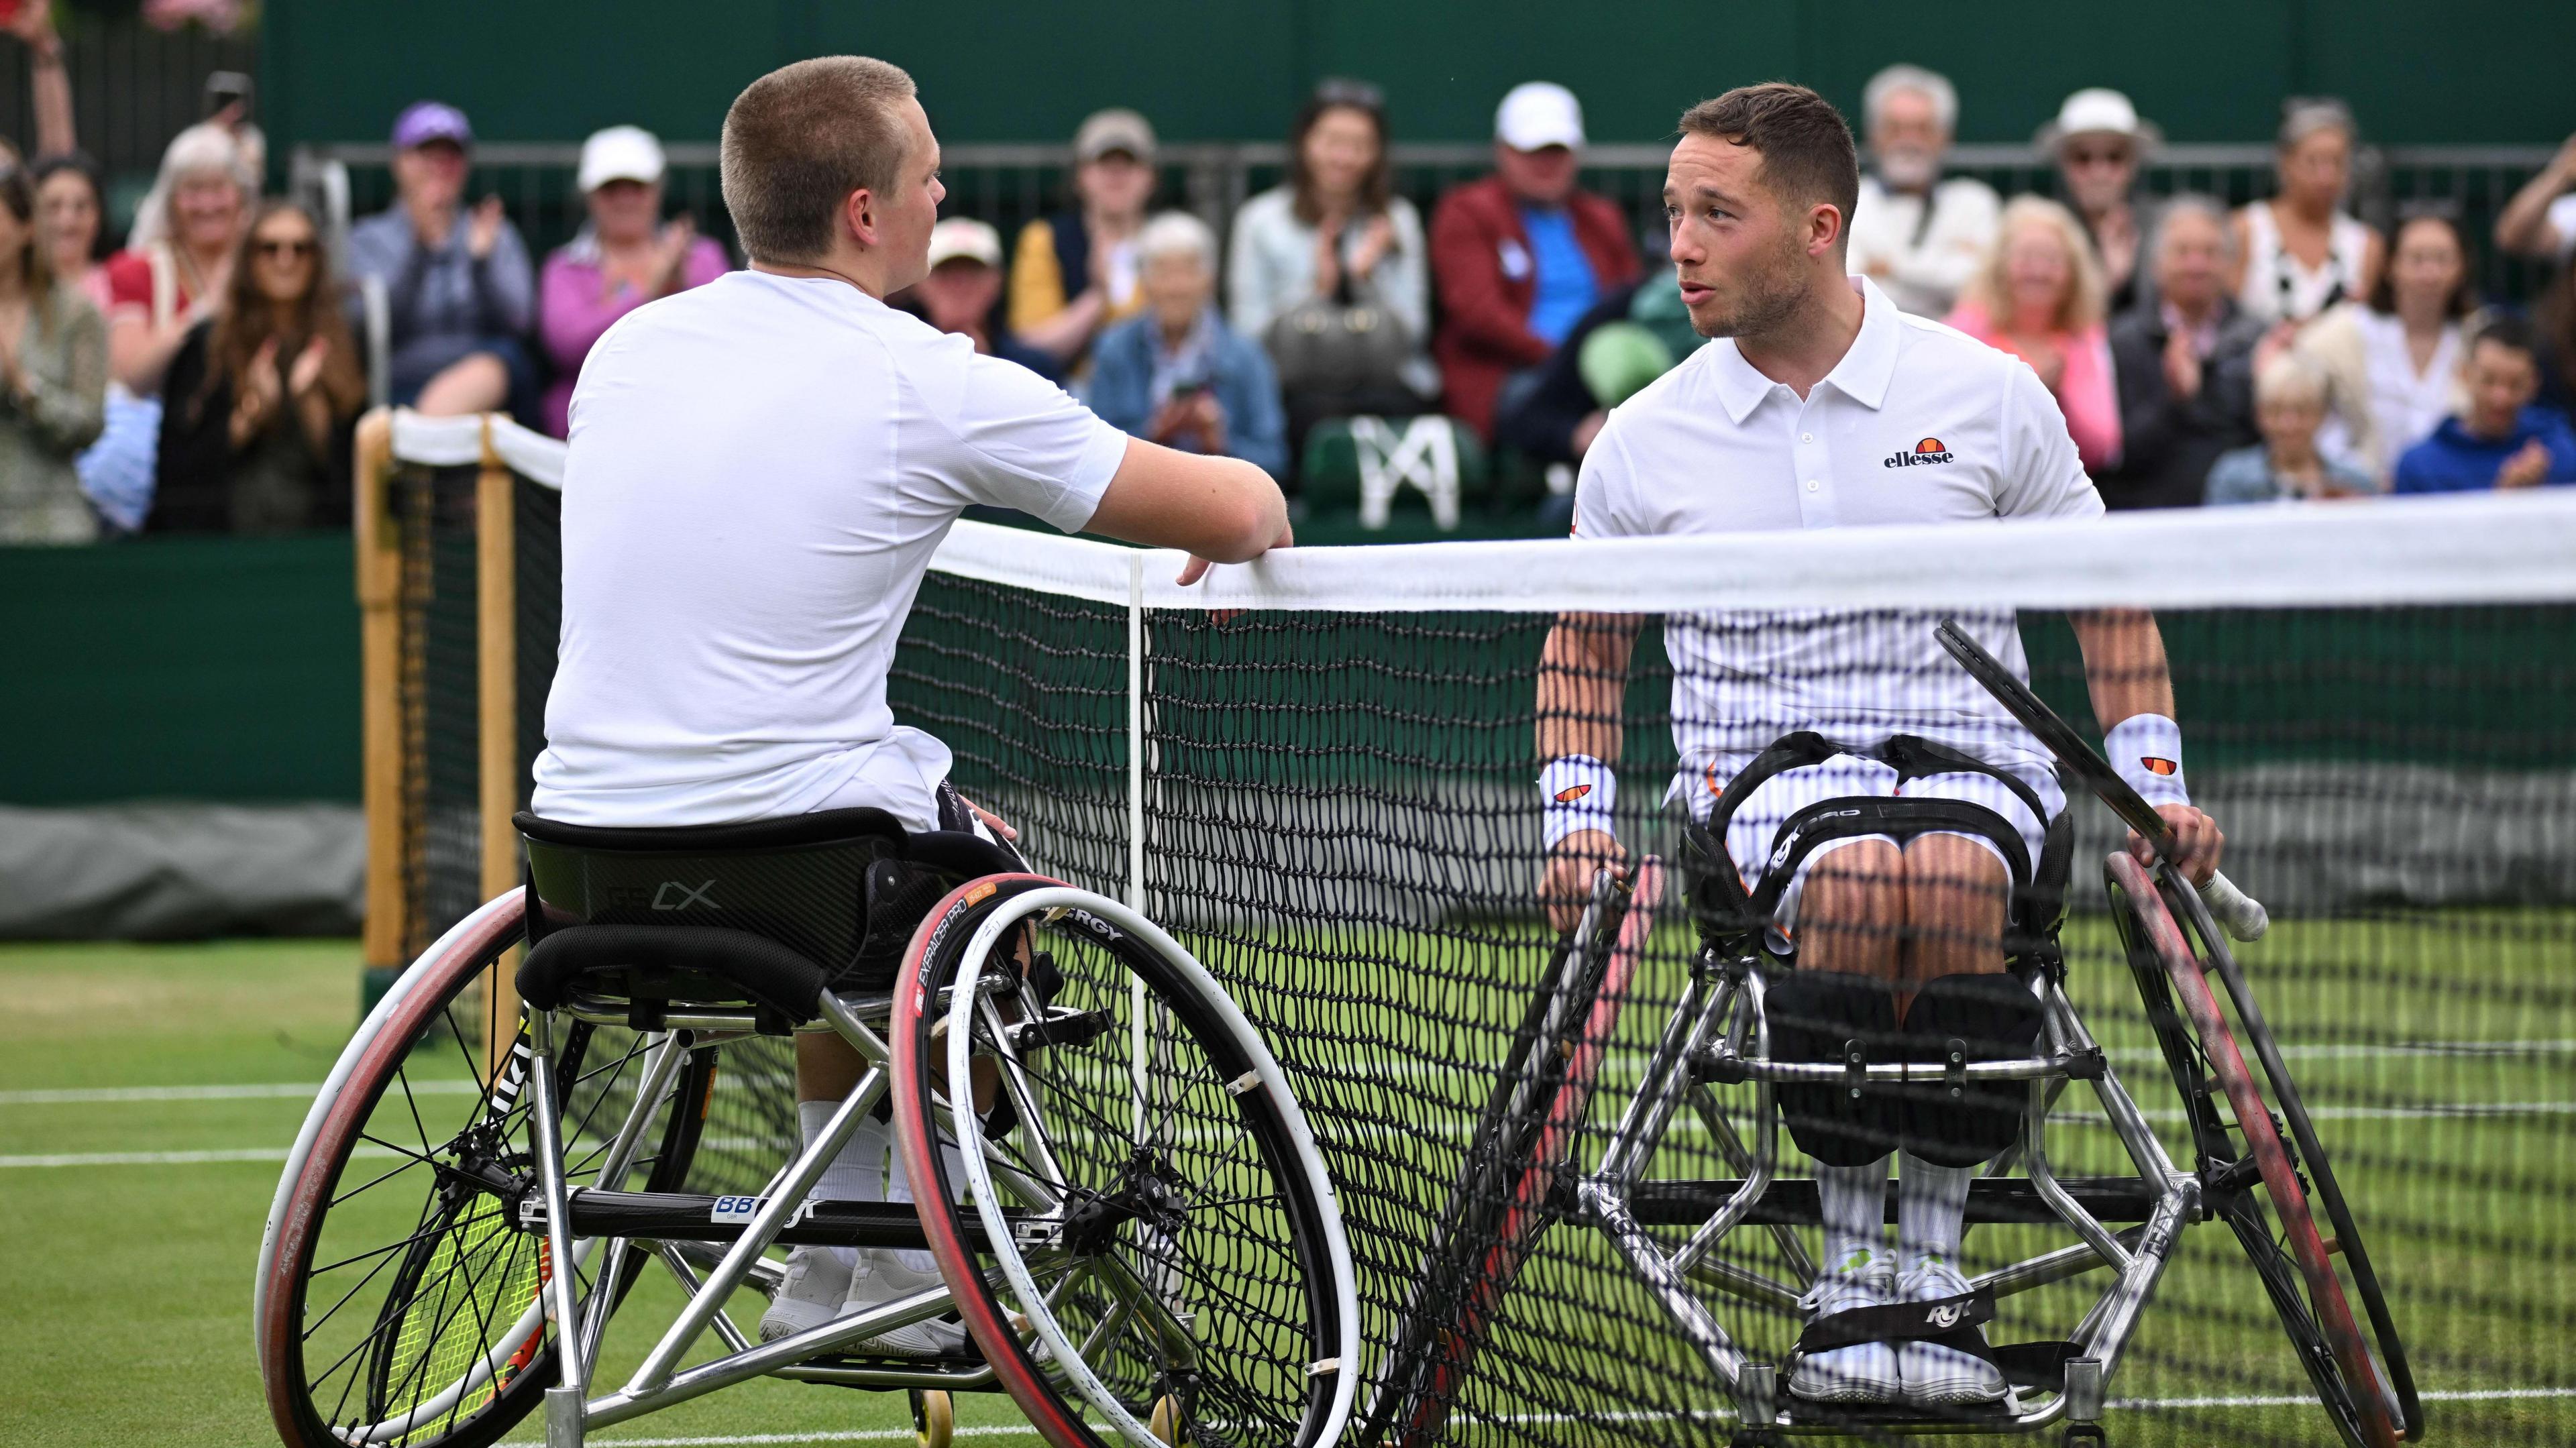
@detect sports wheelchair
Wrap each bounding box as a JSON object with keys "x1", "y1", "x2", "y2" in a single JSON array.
[
  {"x1": 256, "y1": 808, "x2": 1358, "y2": 1448},
  {"x1": 1366, "y1": 722, "x2": 2418, "y2": 1448}
]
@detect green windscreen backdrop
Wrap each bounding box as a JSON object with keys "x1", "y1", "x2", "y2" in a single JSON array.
[
  {"x1": 264, "y1": 0, "x2": 2574, "y2": 152},
  {"x1": 0, "y1": 535, "x2": 360, "y2": 805}
]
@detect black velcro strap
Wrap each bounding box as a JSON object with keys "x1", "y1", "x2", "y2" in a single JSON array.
[{"x1": 1794, "y1": 1289, "x2": 1995, "y2": 1354}]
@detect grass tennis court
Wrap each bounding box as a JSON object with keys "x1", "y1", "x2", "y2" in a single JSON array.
[{"x1": 4, "y1": 916, "x2": 2570, "y2": 1447}]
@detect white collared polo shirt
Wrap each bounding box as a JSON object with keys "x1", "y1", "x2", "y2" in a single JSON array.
[{"x1": 1572, "y1": 276, "x2": 2105, "y2": 797}]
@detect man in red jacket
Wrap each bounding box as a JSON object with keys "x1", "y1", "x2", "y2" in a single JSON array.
[{"x1": 1431, "y1": 81, "x2": 1642, "y2": 438}]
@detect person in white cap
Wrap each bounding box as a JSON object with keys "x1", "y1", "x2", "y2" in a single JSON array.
[
  {"x1": 1844, "y1": 64, "x2": 1997, "y2": 318},
  {"x1": 1430, "y1": 80, "x2": 1639, "y2": 439},
  {"x1": 899, "y1": 215, "x2": 1060, "y2": 380},
  {"x1": 537, "y1": 124, "x2": 733, "y2": 437},
  {"x1": 2038, "y1": 88, "x2": 2161, "y2": 313},
  {"x1": 1010, "y1": 106, "x2": 1159, "y2": 370}
]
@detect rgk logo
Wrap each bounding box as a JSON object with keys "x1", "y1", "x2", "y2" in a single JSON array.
[
  {"x1": 1884, "y1": 436, "x2": 1954, "y2": 468},
  {"x1": 652, "y1": 880, "x2": 717, "y2": 910},
  {"x1": 1927, "y1": 1302, "x2": 1966, "y2": 1329}
]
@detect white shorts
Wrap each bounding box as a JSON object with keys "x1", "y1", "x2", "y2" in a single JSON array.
[{"x1": 1693, "y1": 753, "x2": 2063, "y2": 938}]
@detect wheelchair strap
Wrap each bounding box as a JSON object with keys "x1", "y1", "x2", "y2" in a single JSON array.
[{"x1": 1794, "y1": 1288, "x2": 1995, "y2": 1354}]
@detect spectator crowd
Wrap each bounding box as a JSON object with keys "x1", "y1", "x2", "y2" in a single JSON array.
[{"x1": 7, "y1": 38, "x2": 2575, "y2": 545}]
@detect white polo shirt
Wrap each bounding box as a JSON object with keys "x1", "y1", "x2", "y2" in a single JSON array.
[
  {"x1": 1572, "y1": 276, "x2": 2104, "y2": 799},
  {"x1": 531, "y1": 270, "x2": 1129, "y2": 830}
]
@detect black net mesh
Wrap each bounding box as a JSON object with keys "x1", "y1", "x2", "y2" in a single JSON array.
[{"x1": 391, "y1": 463, "x2": 2575, "y2": 1446}]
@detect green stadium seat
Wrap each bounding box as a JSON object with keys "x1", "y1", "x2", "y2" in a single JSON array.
[{"x1": 1301, "y1": 415, "x2": 1489, "y2": 531}]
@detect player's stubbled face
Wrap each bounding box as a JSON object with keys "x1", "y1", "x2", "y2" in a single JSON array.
[
  {"x1": 1663, "y1": 132, "x2": 1808, "y2": 340},
  {"x1": 877, "y1": 97, "x2": 948, "y2": 295}
]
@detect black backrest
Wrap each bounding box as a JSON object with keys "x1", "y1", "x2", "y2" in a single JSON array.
[{"x1": 517, "y1": 809, "x2": 910, "y2": 972}]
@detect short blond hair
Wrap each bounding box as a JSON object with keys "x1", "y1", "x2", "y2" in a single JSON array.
[
  {"x1": 2255, "y1": 352, "x2": 2330, "y2": 410},
  {"x1": 720, "y1": 56, "x2": 916, "y2": 264},
  {"x1": 1962, "y1": 195, "x2": 2106, "y2": 334}
]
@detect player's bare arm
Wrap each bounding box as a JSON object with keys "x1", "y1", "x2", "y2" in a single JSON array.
[
  {"x1": 2070, "y1": 607, "x2": 2224, "y2": 883},
  {"x1": 1536, "y1": 610, "x2": 1641, "y2": 930},
  {"x1": 1085, "y1": 435, "x2": 1293, "y2": 583}
]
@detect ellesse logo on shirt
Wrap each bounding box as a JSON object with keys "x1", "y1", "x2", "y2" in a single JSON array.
[{"x1": 1884, "y1": 436, "x2": 1955, "y2": 467}]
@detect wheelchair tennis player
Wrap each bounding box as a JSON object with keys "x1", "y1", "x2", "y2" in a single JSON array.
[
  {"x1": 527, "y1": 56, "x2": 1289, "y2": 1356},
  {"x1": 1534, "y1": 82, "x2": 2223, "y2": 1409}
]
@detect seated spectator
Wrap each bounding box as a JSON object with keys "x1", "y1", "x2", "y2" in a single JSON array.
[
  {"x1": 1088, "y1": 213, "x2": 1286, "y2": 480},
  {"x1": 1846, "y1": 64, "x2": 1997, "y2": 317},
  {"x1": 104, "y1": 122, "x2": 251, "y2": 396},
  {"x1": 2206, "y1": 355, "x2": 2373, "y2": 504},
  {"x1": 35, "y1": 151, "x2": 150, "y2": 535},
  {"x1": 2103, "y1": 196, "x2": 2267, "y2": 509},
  {"x1": 2394, "y1": 315, "x2": 2576, "y2": 494},
  {"x1": 1496, "y1": 264, "x2": 1705, "y2": 467},
  {"x1": 152, "y1": 200, "x2": 366, "y2": 533},
  {"x1": 1229, "y1": 78, "x2": 1432, "y2": 459},
  {"x1": 0, "y1": 163, "x2": 107, "y2": 543},
  {"x1": 33, "y1": 153, "x2": 107, "y2": 312},
  {"x1": 2231, "y1": 99, "x2": 2383, "y2": 327},
  {"x1": 2294, "y1": 211, "x2": 2477, "y2": 484},
  {"x1": 345, "y1": 101, "x2": 535, "y2": 417},
  {"x1": 898, "y1": 217, "x2": 1060, "y2": 380},
  {"x1": 2540, "y1": 256, "x2": 2576, "y2": 420},
  {"x1": 538, "y1": 125, "x2": 731, "y2": 437},
  {"x1": 1430, "y1": 80, "x2": 1639, "y2": 439},
  {"x1": 2491, "y1": 129, "x2": 2576, "y2": 266},
  {"x1": 1010, "y1": 108, "x2": 1156, "y2": 372},
  {"x1": 2039, "y1": 88, "x2": 2158, "y2": 313},
  {"x1": 1945, "y1": 197, "x2": 2121, "y2": 471}
]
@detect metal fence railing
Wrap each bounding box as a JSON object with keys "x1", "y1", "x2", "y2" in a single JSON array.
[{"x1": 295, "y1": 140, "x2": 2567, "y2": 305}]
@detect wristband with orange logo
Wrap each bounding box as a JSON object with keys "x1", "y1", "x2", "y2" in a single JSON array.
[{"x1": 1538, "y1": 756, "x2": 1617, "y2": 847}]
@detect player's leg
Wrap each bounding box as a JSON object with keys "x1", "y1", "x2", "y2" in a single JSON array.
[
  {"x1": 1724, "y1": 755, "x2": 1911, "y2": 1404},
  {"x1": 1889, "y1": 825, "x2": 2039, "y2": 1406}
]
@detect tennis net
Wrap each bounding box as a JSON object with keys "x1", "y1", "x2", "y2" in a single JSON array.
[{"x1": 368, "y1": 409, "x2": 2576, "y2": 1446}]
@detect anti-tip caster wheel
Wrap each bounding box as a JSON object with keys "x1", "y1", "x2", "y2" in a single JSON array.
[
  {"x1": 1150, "y1": 1393, "x2": 1183, "y2": 1444},
  {"x1": 2062, "y1": 1425, "x2": 2108, "y2": 1448},
  {"x1": 910, "y1": 1388, "x2": 953, "y2": 1448}
]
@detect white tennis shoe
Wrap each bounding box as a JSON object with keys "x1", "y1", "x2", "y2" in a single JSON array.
[
  {"x1": 839, "y1": 1250, "x2": 969, "y2": 1357},
  {"x1": 1788, "y1": 1258, "x2": 1903, "y2": 1404},
  {"x1": 757, "y1": 1245, "x2": 851, "y2": 1343},
  {"x1": 1896, "y1": 1259, "x2": 2007, "y2": 1406}
]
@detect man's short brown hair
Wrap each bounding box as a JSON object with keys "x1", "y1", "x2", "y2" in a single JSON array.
[
  {"x1": 720, "y1": 56, "x2": 916, "y2": 264},
  {"x1": 1677, "y1": 83, "x2": 1860, "y2": 241}
]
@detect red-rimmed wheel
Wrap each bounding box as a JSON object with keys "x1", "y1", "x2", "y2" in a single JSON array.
[
  {"x1": 890, "y1": 874, "x2": 1358, "y2": 1448},
  {"x1": 255, "y1": 891, "x2": 716, "y2": 1448},
  {"x1": 2105, "y1": 852, "x2": 2405, "y2": 1448}
]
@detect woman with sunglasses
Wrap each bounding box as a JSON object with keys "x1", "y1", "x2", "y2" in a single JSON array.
[{"x1": 152, "y1": 200, "x2": 366, "y2": 533}]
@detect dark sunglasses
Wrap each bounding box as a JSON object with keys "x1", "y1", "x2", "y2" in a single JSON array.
[{"x1": 256, "y1": 237, "x2": 317, "y2": 259}]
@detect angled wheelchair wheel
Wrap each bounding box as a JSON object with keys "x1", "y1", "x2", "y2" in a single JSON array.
[
  {"x1": 2104, "y1": 854, "x2": 2406, "y2": 1448},
  {"x1": 890, "y1": 875, "x2": 1358, "y2": 1448},
  {"x1": 1358, "y1": 862, "x2": 1660, "y2": 1448},
  {"x1": 256, "y1": 892, "x2": 715, "y2": 1448}
]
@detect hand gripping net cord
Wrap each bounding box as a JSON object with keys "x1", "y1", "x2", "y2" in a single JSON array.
[{"x1": 370, "y1": 410, "x2": 2576, "y2": 1447}]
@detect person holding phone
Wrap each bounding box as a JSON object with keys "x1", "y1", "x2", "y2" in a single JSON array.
[
  {"x1": 1087, "y1": 211, "x2": 1287, "y2": 478},
  {"x1": 537, "y1": 125, "x2": 732, "y2": 437}
]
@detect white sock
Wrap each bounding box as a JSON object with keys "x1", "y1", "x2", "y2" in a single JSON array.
[
  {"x1": 1815, "y1": 1155, "x2": 1892, "y2": 1278},
  {"x1": 883, "y1": 1133, "x2": 968, "y2": 1275},
  {"x1": 1897, "y1": 1152, "x2": 1976, "y2": 1276}
]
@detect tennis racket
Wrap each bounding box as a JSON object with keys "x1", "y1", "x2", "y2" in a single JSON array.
[{"x1": 1935, "y1": 618, "x2": 2268, "y2": 942}]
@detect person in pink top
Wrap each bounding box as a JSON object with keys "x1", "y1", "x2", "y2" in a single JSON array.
[
  {"x1": 538, "y1": 125, "x2": 731, "y2": 436},
  {"x1": 1943, "y1": 195, "x2": 2121, "y2": 471}
]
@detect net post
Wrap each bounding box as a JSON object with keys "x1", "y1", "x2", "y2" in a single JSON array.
[
  {"x1": 476, "y1": 416, "x2": 523, "y2": 1083},
  {"x1": 354, "y1": 407, "x2": 406, "y2": 1010}
]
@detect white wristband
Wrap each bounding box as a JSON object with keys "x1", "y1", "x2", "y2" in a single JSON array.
[
  {"x1": 1539, "y1": 756, "x2": 1617, "y2": 848},
  {"x1": 2106, "y1": 714, "x2": 2190, "y2": 808}
]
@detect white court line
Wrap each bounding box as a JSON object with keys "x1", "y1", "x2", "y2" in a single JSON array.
[
  {"x1": 0, "y1": 1079, "x2": 480, "y2": 1105},
  {"x1": 14, "y1": 1036, "x2": 2570, "y2": 1107}
]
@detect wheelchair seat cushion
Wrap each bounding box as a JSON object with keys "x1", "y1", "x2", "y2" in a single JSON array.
[{"x1": 517, "y1": 923, "x2": 828, "y2": 1024}]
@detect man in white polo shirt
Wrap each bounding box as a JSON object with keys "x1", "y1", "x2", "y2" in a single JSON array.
[
  {"x1": 531, "y1": 56, "x2": 1289, "y2": 1354},
  {"x1": 1534, "y1": 83, "x2": 2223, "y2": 1410}
]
